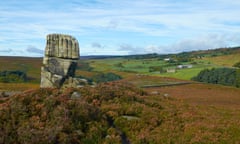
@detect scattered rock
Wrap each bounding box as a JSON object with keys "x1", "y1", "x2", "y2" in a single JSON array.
[
  {"x1": 0, "y1": 91, "x2": 21, "y2": 97},
  {"x1": 122, "y1": 115, "x2": 140, "y2": 120},
  {"x1": 71, "y1": 91, "x2": 81, "y2": 99},
  {"x1": 163, "y1": 93, "x2": 170, "y2": 98}
]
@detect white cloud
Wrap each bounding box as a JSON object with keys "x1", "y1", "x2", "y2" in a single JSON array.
[
  {"x1": 1, "y1": 0, "x2": 240, "y2": 56},
  {"x1": 119, "y1": 33, "x2": 240, "y2": 55},
  {"x1": 118, "y1": 43, "x2": 147, "y2": 55},
  {"x1": 144, "y1": 45, "x2": 162, "y2": 54},
  {"x1": 143, "y1": 33, "x2": 240, "y2": 54},
  {"x1": 172, "y1": 33, "x2": 240, "y2": 52}
]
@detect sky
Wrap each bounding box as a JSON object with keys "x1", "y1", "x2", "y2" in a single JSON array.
[{"x1": 1, "y1": 0, "x2": 240, "y2": 57}]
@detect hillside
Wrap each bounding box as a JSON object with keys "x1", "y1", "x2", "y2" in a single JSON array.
[
  {"x1": 203, "y1": 52, "x2": 240, "y2": 67},
  {"x1": 0, "y1": 47, "x2": 240, "y2": 143},
  {"x1": 82, "y1": 47, "x2": 240, "y2": 81},
  {"x1": 0, "y1": 47, "x2": 239, "y2": 92},
  {"x1": 0, "y1": 47, "x2": 239, "y2": 81},
  {"x1": 0, "y1": 57, "x2": 42, "y2": 82},
  {"x1": 1, "y1": 81, "x2": 240, "y2": 143}
]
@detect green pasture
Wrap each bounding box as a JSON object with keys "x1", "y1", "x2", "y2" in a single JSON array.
[
  {"x1": 156, "y1": 67, "x2": 209, "y2": 80},
  {"x1": 86, "y1": 57, "x2": 217, "y2": 80},
  {"x1": 89, "y1": 58, "x2": 166, "y2": 74}
]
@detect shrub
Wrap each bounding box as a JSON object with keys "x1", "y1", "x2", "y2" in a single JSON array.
[
  {"x1": 149, "y1": 66, "x2": 166, "y2": 73},
  {"x1": 0, "y1": 82, "x2": 149, "y2": 144},
  {"x1": 92, "y1": 72, "x2": 122, "y2": 83},
  {"x1": 0, "y1": 70, "x2": 27, "y2": 83}
]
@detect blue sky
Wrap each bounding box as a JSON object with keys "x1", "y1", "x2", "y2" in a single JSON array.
[{"x1": 0, "y1": 0, "x2": 240, "y2": 56}]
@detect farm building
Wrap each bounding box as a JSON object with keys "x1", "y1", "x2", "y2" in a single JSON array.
[{"x1": 177, "y1": 65, "x2": 193, "y2": 69}]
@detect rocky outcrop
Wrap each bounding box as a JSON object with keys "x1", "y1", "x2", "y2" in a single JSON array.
[
  {"x1": 44, "y1": 34, "x2": 79, "y2": 59},
  {"x1": 40, "y1": 34, "x2": 84, "y2": 88}
]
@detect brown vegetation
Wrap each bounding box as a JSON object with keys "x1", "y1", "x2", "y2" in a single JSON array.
[
  {"x1": 145, "y1": 83, "x2": 240, "y2": 109},
  {"x1": 1, "y1": 81, "x2": 240, "y2": 143}
]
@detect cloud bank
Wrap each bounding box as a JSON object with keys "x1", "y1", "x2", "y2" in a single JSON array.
[{"x1": 0, "y1": 0, "x2": 240, "y2": 56}]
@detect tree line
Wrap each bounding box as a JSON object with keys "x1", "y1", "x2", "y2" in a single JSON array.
[{"x1": 192, "y1": 68, "x2": 240, "y2": 88}]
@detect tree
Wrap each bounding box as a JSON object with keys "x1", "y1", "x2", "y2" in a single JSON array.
[
  {"x1": 0, "y1": 70, "x2": 27, "y2": 83},
  {"x1": 192, "y1": 68, "x2": 238, "y2": 87},
  {"x1": 236, "y1": 69, "x2": 240, "y2": 88},
  {"x1": 93, "y1": 72, "x2": 122, "y2": 83}
]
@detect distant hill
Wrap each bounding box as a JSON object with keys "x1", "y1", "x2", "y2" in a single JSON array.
[
  {"x1": 0, "y1": 46, "x2": 239, "y2": 84},
  {"x1": 122, "y1": 46, "x2": 240, "y2": 59},
  {"x1": 81, "y1": 55, "x2": 123, "y2": 59},
  {"x1": 189, "y1": 46, "x2": 240, "y2": 56},
  {"x1": 82, "y1": 46, "x2": 240, "y2": 59},
  {"x1": 0, "y1": 57, "x2": 42, "y2": 83}
]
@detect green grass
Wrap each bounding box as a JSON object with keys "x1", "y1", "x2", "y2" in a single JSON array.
[
  {"x1": 157, "y1": 66, "x2": 212, "y2": 80},
  {"x1": 87, "y1": 58, "x2": 216, "y2": 80},
  {"x1": 0, "y1": 48, "x2": 239, "y2": 84},
  {"x1": 203, "y1": 53, "x2": 240, "y2": 67},
  {"x1": 86, "y1": 51, "x2": 239, "y2": 81},
  {"x1": 0, "y1": 57, "x2": 42, "y2": 82}
]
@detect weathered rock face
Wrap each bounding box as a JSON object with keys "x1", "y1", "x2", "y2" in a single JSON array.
[
  {"x1": 40, "y1": 34, "x2": 81, "y2": 88},
  {"x1": 44, "y1": 34, "x2": 79, "y2": 59}
]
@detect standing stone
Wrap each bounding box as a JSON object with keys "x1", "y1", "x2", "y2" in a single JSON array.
[{"x1": 40, "y1": 34, "x2": 81, "y2": 88}]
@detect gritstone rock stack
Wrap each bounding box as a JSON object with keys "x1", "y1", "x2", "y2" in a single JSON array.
[{"x1": 40, "y1": 34, "x2": 83, "y2": 88}]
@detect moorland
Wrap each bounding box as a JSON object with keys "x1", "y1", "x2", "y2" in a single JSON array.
[{"x1": 0, "y1": 47, "x2": 240, "y2": 143}]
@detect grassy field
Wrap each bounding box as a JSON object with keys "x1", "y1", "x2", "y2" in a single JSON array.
[
  {"x1": 86, "y1": 58, "x2": 213, "y2": 80},
  {"x1": 203, "y1": 53, "x2": 240, "y2": 67},
  {"x1": 158, "y1": 66, "x2": 211, "y2": 80},
  {"x1": 85, "y1": 49, "x2": 239, "y2": 81},
  {"x1": 0, "y1": 57, "x2": 42, "y2": 82}
]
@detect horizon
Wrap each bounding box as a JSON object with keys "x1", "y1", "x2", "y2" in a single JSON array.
[
  {"x1": 0, "y1": 46, "x2": 238, "y2": 58},
  {"x1": 1, "y1": 0, "x2": 240, "y2": 57}
]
